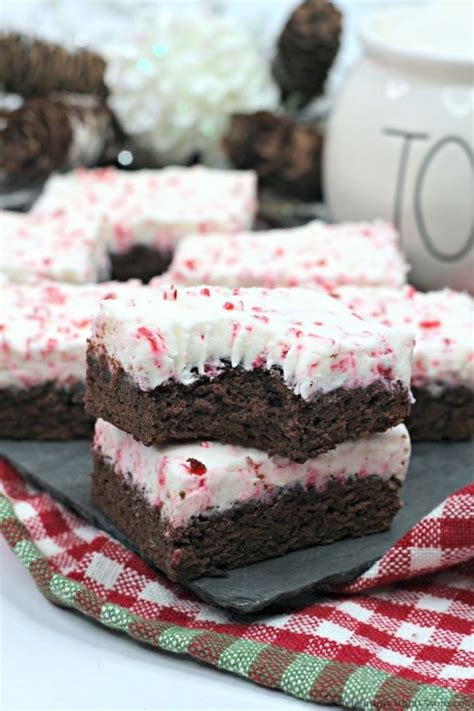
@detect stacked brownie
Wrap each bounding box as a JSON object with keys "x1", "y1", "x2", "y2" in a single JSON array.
[
  {"x1": 86, "y1": 284, "x2": 414, "y2": 581},
  {"x1": 0, "y1": 280, "x2": 138, "y2": 439},
  {"x1": 335, "y1": 286, "x2": 474, "y2": 441},
  {"x1": 34, "y1": 166, "x2": 257, "y2": 282},
  {"x1": 167, "y1": 220, "x2": 408, "y2": 289},
  {"x1": 93, "y1": 420, "x2": 411, "y2": 581}
]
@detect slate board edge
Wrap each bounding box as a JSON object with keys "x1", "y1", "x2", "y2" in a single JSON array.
[{"x1": 190, "y1": 557, "x2": 378, "y2": 616}]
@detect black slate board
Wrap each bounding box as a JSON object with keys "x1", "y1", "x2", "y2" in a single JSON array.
[{"x1": 1, "y1": 438, "x2": 472, "y2": 614}]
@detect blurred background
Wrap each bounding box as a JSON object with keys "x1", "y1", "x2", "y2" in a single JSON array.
[
  {"x1": 1, "y1": 1, "x2": 438, "y2": 107},
  {"x1": 1, "y1": 0, "x2": 473, "y2": 289}
]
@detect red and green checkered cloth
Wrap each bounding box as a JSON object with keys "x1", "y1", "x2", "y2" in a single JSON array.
[{"x1": 1, "y1": 458, "x2": 473, "y2": 710}]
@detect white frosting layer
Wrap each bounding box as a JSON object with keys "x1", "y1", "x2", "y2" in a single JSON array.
[
  {"x1": 90, "y1": 284, "x2": 414, "y2": 398},
  {"x1": 34, "y1": 166, "x2": 257, "y2": 254},
  {"x1": 94, "y1": 419, "x2": 411, "y2": 527},
  {"x1": 336, "y1": 286, "x2": 474, "y2": 390},
  {"x1": 1, "y1": 280, "x2": 139, "y2": 389},
  {"x1": 0, "y1": 209, "x2": 108, "y2": 284},
  {"x1": 168, "y1": 220, "x2": 408, "y2": 290}
]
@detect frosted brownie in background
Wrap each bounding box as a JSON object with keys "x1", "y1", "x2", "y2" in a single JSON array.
[
  {"x1": 335, "y1": 286, "x2": 474, "y2": 441},
  {"x1": 85, "y1": 285, "x2": 414, "y2": 462},
  {"x1": 0, "y1": 279, "x2": 139, "y2": 439},
  {"x1": 92, "y1": 419, "x2": 411, "y2": 581},
  {"x1": 0, "y1": 209, "x2": 108, "y2": 284},
  {"x1": 166, "y1": 221, "x2": 408, "y2": 290},
  {"x1": 34, "y1": 166, "x2": 257, "y2": 282}
]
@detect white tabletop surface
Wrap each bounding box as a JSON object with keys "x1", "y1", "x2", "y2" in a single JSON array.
[{"x1": 1, "y1": 538, "x2": 332, "y2": 711}]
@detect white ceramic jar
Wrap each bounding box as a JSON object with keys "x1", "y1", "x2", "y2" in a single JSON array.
[{"x1": 324, "y1": 3, "x2": 474, "y2": 292}]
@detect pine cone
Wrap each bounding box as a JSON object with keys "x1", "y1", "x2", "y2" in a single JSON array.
[
  {"x1": 0, "y1": 95, "x2": 119, "y2": 183},
  {"x1": 273, "y1": 0, "x2": 342, "y2": 107},
  {"x1": 223, "y1": 111, "x2": 323, "y2": 201},
  {"x1": 0, "y1": 33, "x2": 107, "y2": 97}
]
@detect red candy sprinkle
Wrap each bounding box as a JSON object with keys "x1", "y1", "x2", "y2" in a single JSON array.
[
  {"x1": 377, "y1": 365, "x2": 393, "y2": 379},
  {"x1": 289, "y1": 328, "x2": 303, "y2": 338},
  {"x1": 252, "y1": 355, "x2": 266, "y2": 368},
  {"x1": 136, "y1": 326, "x2": 163, "y2": 353},
  {"x1": 200, "y1": 287, "x2": 210, "y2": 296},
  {"x1": 71, "y1": 319, "x2": 90, "y2": 329},
  {"x1": 44, "y1": 286, "x2": 66, "y2": 305},
  {"x1": 419, "y1": 320, "x2": 441, "y2": 329},
  {"x1": 223, "y1": 302, "x2": 235, "y2": 310},
  {"x1": 171, "y1": 549, "x2": 183, "y2": 565},
  {"x1": 186, "y1": 458, "x2": 207, "y2": 476},
  {"x1": 45, "y1": 338, "x2": 58, "y2": 354},
  {"x1": 184, "y1": 259, "x2": 196, "y2": 270}
]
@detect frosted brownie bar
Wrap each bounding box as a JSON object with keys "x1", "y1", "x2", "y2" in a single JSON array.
[
  {"x1": 34, "y1": 166, "x2": 257, "y2": 282},
  {"x1": 336, "y1": 286, "x2": 474, "y2": 440},
  {"x1": 168, "y1": 220, "x2": 408, "y2": 290},
  {"x1": 85, "y1": 285, "x2": 414, "y2": 461},
  {"x1": 0, "y1": 280, "x2": 137, "y2": 439},
  {"x1": 0, "y1": 209, "x2": 108, "y2": 284},
  {"x1": 92, "y1": 419, "x2": 411, "y2": 581}
]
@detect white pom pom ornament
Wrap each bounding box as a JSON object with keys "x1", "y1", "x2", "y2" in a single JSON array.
[{"x1": 105, "y1": 8, "x2": 279, "y2": 164}]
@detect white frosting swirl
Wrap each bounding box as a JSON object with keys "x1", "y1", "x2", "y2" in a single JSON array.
[{"x1": 90, "y1": 284, "x2": 414, "y2": 398}]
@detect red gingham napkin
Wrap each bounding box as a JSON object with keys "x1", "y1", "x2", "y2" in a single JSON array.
[{"x1": 1, "y1": 458, "x2": 473, "y2": 710}]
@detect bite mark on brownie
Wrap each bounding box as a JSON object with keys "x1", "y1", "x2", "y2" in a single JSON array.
[{"x1": 86, "y1": 350, "x2": 411, "y2": 462}]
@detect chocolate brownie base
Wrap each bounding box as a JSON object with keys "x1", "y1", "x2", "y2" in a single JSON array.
[
  {"x1": 92, "y1": 452, "x2": 402, "y2": 582},
  {"x1": 407, "y1": 385, "x2": 474, "y2": 441},
  {"x1": 86, "y1": 350, "x2": 411, "y2": 462},
  {"x1": 110, "y1": 245, "x2": 172, "y2": 283},
  {"x1": 0, "y1": 382, "x2": 93, "y2": 440}
]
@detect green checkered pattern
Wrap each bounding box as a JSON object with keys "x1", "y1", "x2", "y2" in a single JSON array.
[{"x1": 0, "y1": 495, "x2": 471, "y2": 710}]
